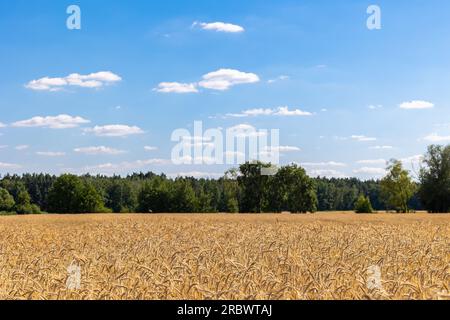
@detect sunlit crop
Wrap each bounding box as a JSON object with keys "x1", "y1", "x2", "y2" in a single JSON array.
[{"x1": 0, "y1": 213, "x2": 448, "y2": 300}]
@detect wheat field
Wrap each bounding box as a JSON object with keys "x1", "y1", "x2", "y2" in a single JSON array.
[{"x1": 0, "y1": 213, "x2": 448, "y2": 300}]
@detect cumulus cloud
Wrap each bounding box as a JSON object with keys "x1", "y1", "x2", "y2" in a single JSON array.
[
  {"x1": 84, "y1": 125, "x2": 144, "y2": 137},
  {"x1": 264, "y1": 146, "x2": 301, "y2": 153},
  {"x1": 357, "y1": 159, "x2": 387, "y2": 165},
  {"x1": 227, "y1": 124, "x2": 268, "y2": 138},
  {"x1": 267, "y1": 75, "x2": 289, "y2": 84},
  {"x1": 224, "y1": 151, "x2": 245, "y2": 158},
  {"x1": 12, "y1": 114, "x2": 90, "y2": 129},
  {"x1": 193, "y1": 21, "x2": 244, "y2": 33},
  {"x1": 423, "y1": 133, "x2": 450, "y2": 143},
  {"x1": 154, "y1": 82, "x2": 198, "y2": 93},
  {"x1": 400, "y1": 155, "x2": 424, "y2": 165},
  {"x1": 227, "y1": 106, "x2": 313, "y2": 118},
  {"x1": 144, "y1": 146, "x2": 158, "y2": 151},
  {"x1": 351, "y1": 135, "x2": 377, "y2": 142},
  {"x1": 274, "y1": 107, "x2": 313, "y2": 116},
  {"x1": 0, "y1": 162, "x2": 21, "y2": 169},
  {"x1": 370, "y1": 145, "x2": 393, "y2": 150},
  {"x1": 25, "y1": 71, "x2": 122, "y2": 91},
  {"x1": 300, "y1": 161, "x2": 346, "y2": 167},
  {"x1": 80, "y1": 158, "x2": 169, "y2": 174},
  {"x1": 74, "y1": 146, "x2": 126, "y2": 155},
  {"x1": 399, "y1": 100, "x2": 434, "y2": 110},
  {"x1": 227, "y1": 108, "x2": 274, "y2": 117},
  {"x1": 198, "y1": 69, "x2": 260, "y2": 91},
  {"x1": 353, "y1": 167, "x2": 386, "y2": 176},
  {"x1": 156, "y1": 69, "x2": 259, "y2": 93},
  {"x1": 15, "y1": 145, "x2": 29, "y2": 151},
  {"x1": 36, "y1": 151, "x2": 66, "y2": 157}
]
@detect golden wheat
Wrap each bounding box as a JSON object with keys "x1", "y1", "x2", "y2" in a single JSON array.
[{"x1": 0, "y1": 213, "x2": 448, "y2": 300}]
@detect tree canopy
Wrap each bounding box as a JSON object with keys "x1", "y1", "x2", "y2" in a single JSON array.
[
  {"x1": 380, "y1": 160, "x2": 416, "y2": 213},
  {"x1": 419, "y1": 145, "x2": 450, "y2": 213},
  {"x1": 0, "y1": 145, "x2": 448, "y2": 214}
]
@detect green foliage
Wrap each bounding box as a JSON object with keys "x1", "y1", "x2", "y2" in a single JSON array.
[
  {"x1": 15, "y1": 189, "x2": 41, "y2": 215},
  {"x1": 106, "y1": 180, "x2": 137, "y2": 213},
  {"x1": 171, "y1": 179, "x2": 197, "y2": 213},
  {"x1": 0, "y1": 180, "x2": 41, "y2": 214},
  {"x1": 237, "y1": 162, "x2": 272, "y2": 213},
  {"x1": 1, "y1": 145, "x2": 443, "y2": 215},
  {"x1": 354, "y1": 195, "x2": 374, "y2": 214},
  {"x1": 0, "y1": 187, "x2": 15, "y2": 212},
  {"x1": 219, "y1": 170, "x2": 239, "y2": 213},
  {"x1": 79, "y1": 182, "x2": 106, "y2": 213},
  {"x1": 48, "y1": 174, "x2": 105, "y2": 213},
  {"x1": 380, "y1": 160, "x2": 416, "y2": 213},
  {"x1": 268, "y1": 164, "x2": 317, "y2": 213},
  {"x1": 137, "y1": 178, "x2": 171, "y2": 213},
  {"x1": 15, "y1": 203, "x2": 41, "y2": 215},
  {"x1": 419, "y1": 145, "x2": 450, "y2": 213},
  {"x1": 315, "y1": 178, "x2": 384, "y2": 211},
  {"x1": 48, "y1": 174, "x2": 83, "y2": 213}
]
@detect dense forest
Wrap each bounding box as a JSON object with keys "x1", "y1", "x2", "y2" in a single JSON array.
[{"x1": 0, "y1": 145, "x2": 449, "y2": 214}]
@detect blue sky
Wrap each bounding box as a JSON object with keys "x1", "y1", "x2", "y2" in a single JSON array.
[{"x1": 1, "y1": 0, "x2": 450, "y2": 179}]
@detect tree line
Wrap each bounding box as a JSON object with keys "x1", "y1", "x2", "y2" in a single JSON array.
[{"x1": 0, "y1": 145, "x2": 449, "y2": 214}]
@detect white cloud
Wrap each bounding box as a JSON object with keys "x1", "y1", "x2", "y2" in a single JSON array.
[
  {"x1": 15, "y1": 145, "x2": 29, "y2": 151},
  {"x1": 401, "y1": 155, "x2": 424, "y2": 165},
  {"x1": 227, "y1": 106, "x2": 313, "y2": 118},
  {"x1": 399, "y1": 100, "x2": 434, "y2": 110},
  {"x1": 353, "y1": 167, "x2": 386, "y2": 176},
  {"x1": 154, "y1": 82, "x2": 198, "y2": 93},
  {"x1": 231, "y1": 108, "x2": 274, "y2": 117},
  {"x1": 351, "y1": 135, "x2": 377, "y2": 142},
  {"x1": 194, "y1": 21, "x2": 244, "y2": 33},
  {"x1": 256, "y1": 146, "x2": 300, "y2": 159},
  {"x1": 0, "y1": 162, "x2": 21, "y2": 169},
  {"x1": 264, "y1": 146, "x2": 300, "y2": 153},
  {"x1": 168, "y1": 171, "x2": 223, "y2": 179},
  {"x1": 183, "y1": 141, "x2": 215, "y2": 148},
  {"x1": 368, "y1": 105, "x2": 383, "y2": 110},
  {"x1": 157, "y1": 69, "x2": 259, "y2": 94},
  {"x1": 267, "y1": 75, "x2": 289, "y2": 84},
  {"x1": 423, "y1": 133, "x2": 450, "y2": 143},
  {"x1": 80, "y1": 158, "x2": 169, "y2": 174},
  {"x1": 0, "y1": 145, "x2": 8, "y2": 149},
  {"x1": 0, "y1": 122, "x2": 5, "y2": 128},
  {"x1": 25, "y1": 71, "x2": 122, "y2": 91},
  {"x1": 84, "y1": 125, "x2": 144, "y2": 137},
  {"x1": 74, "y1": 146, "x2": 126, "y2": 155},
  {"x1": 357, "y1": 159, "x2": 387, "y2": 165},
  {"x1": 300, "y1": 161, "x2": 346, "y2": 167},
  {"x1": 12, "y1": 114, "x2": 90, "y2": 129},
  {"x1": 370, "y1": 145, "x2": 393, "y2": 150},
  {"x1": 144, "y1": 146, "x2": 158, "y2": 151},
  {"x1": 224, "y1": 151, "x2": 245, "y2": 158},
  {"x1": 198, "y1": 69, "x2": 260, "y2": 91},
  {"x1": 274, "y1": 107, "x2": 313, "y2": 116},
  {"x1": 228, "y1": 124, "x2": 267, "y2": 138},
  {"x1": 36, "y1": 151, "x2": 66, "y2": 157}
]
